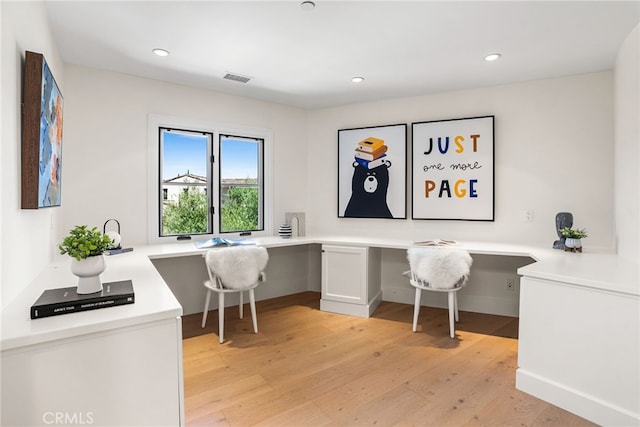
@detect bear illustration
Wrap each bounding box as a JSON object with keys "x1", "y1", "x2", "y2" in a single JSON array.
[{"x1": 344, "y1": 161, "x2": 392, "y2": 218}]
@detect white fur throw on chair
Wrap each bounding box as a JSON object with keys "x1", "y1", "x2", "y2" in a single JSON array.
[
  {"x1": 407, "y1": 247, "x2": 473, "y2": 290},
  {"x1": 205, "y1": 246, "x2": 269, "y2": 290}
]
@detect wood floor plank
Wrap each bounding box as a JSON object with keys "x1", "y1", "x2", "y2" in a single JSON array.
[
  {"x1": 402, "y1": 336, "x2": 522, "y2": 425},
  {"x1": 330, "y1": 384, "x2": 430, "y2": 426},
  {"x1": 187, "y1": 410, "x2": 230, "y2": 427},
  {"x1": 254, "y1": 401, "x2": 333, "y2": 427},
  {"x1": 182, "y1": 292, "x2": 596, "y2": 426}
]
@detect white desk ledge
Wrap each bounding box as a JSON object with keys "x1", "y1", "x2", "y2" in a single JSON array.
[
  {"x1": 518, "y1": 252, "x2": 639, "y2": 296},
  {"x1": 1, "y1": 250, "x2": 182, "y2": 351}
]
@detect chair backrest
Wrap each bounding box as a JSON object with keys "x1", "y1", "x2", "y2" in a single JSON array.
[
  {"x1": 407, "y1": 246, "x2": 473, "y2": 290},
  {"x1": 205, "y1": 246, "x2": 269, "y2": 290}
]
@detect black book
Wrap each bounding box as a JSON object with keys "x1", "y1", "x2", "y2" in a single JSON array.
[{"x1": 31, "y1": 280, "x2": 135, "y2": 319}]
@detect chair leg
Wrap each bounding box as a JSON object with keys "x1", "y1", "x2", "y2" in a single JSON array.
[
  {"x1": 447, "y1": 291, "x2": 456, "y2": 338},
  {"x1": 218, "y1": 292, "x2": 225, "y2": 344},
  {"x1": 249, "y1": 289, "x2": 258, "y2": 334},
  {"x1": 239, "y1": 291, "x2": 244, "y2": 319},
  {"x1": 454, "y1": 292, "x2": 459, "y2": 322},
  {"x1": 413, "y1": 287, "x2": 422, "y2": 332},
  {"x1": 201, "y1": 289, "x2": 211, "y2": 328}
]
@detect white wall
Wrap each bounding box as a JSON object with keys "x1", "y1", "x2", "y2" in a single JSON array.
[
  {"x1": 57, "y1": 66, "x2": 311, "y2": 312},
  {"x1": 614, "y1": 24, "x2": 640, "y2": 264},
  {"x1": 307, "y1": 72, "x2": 615, "y2": 251},
  {"x1": 2, "y1": 10, "x2": 631, "y2": 311},
  {"x1": 59, "y1": 65, "x2": 308, "y2": 246},
  {"x1": 1, "y1": 1, "x2": 64, "y2": 308}
]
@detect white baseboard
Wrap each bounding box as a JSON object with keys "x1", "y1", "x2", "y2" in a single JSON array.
[
  {"x1": 320, "y1": 290, "x2": 382, "y2": 318},
  {"x1": 516, "y1": 368, "x2": 639, "y2": 427}
]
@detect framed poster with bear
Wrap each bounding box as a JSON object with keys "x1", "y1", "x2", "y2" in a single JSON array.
[
  {"x1": 338, "y1": 124, "x2": 407, "y2": 219},
  {"x1": 411, "y1": 116, "x2": 494, "y2": 221}
]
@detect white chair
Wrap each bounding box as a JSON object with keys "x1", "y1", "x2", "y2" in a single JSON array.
[
  {"x1": 201, "y1": 246, "x2": 269, "y2": 343},
  {"x1": 405, "y1": 246, "x2": 473, "y2": 338}
]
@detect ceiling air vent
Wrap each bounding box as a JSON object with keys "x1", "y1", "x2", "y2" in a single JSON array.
[{"x1": 223, "y1": 72, "x2": 252, "y2": 84}]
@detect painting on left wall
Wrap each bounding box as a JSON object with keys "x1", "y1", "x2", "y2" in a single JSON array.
[{"x1": 21, "y1": 51, "x2": 64, "y2": 209}]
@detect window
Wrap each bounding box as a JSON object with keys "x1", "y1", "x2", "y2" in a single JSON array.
[
  {"x1": 149, "y1": 115, "x2": 272, "y2": 243},
  {"x1": 219, "y1": 134, "x2": 264, "y2": 233},
  {"x1": 160, "y1": 128, "x2": 211, "y2": 237}
]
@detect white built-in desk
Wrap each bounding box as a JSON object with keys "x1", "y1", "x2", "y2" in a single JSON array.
[
  {"x1": 2, "y1": 236, "x2": 637, "y2": 426},
  {"x1": 516, "y1": 254, "x2": 639, "y2": 426},
  {"x1": 1, "y1": 249, "x2": 184, "y2": 427}
]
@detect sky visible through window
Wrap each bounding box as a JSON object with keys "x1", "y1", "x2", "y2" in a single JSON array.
[{"x1": 162, "y1": 131, "x2": 258, "y2": 180}]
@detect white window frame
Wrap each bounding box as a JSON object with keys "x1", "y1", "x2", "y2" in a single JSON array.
[
  {"x1": 148, "y1": 114, "x2": 273, "y2": 245},
  {"x1": 218, "y1": 133, "x2": 265, "y2": 234},
  {"x1": 159, "y1": 127, "x2": 213, "y2": 237}
]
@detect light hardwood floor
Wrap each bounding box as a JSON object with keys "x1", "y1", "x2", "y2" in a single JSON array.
[{"x1": 182, "y1": 292, "x2": 595, "y2": 426}]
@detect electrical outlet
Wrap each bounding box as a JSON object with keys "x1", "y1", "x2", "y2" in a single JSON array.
[
  {"x1": 505, "y1": 278, "x2": 515, "y2": 291},
  {"x1": 524, "y1": 209, "x2": 534, "y2": 222}
]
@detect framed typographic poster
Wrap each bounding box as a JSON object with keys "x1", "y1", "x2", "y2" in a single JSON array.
[
  {"x1": 338, "y1": 124, "x2": 407, "y2": 219},
  {"x1": 411, "y1": 116, "x2": 494, "y2": 220}
]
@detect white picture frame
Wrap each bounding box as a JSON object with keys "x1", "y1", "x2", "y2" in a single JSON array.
[
  {"x1": 338, "y1": 124, "x2": 407, "y2": 219},
  {"x1": 411, "y1": 116, "x2": 494, "y2": 221}
]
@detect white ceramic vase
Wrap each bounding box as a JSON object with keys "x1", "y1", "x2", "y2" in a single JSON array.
[
  {"x1": 71, "y1": 255, "x2": 106, "y2": 294},
  {"x1": 564, "y1": 238, "x2": 582, "y2": 249}
]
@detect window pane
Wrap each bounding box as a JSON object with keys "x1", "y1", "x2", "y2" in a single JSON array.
[
  {"x1": 219, "y1": 135, "x2": 262, "y2": 233},
  {"x1": 160, "y1": 128, "x2": 211, "y2": 236}
]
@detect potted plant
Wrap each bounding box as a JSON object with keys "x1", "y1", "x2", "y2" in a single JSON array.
[
  {"x1": 560, "y1": 227, "x2": 588, "y2": 252},
  {"x1": 59, "y1": 225, "x2": 113, "y2": 294}
]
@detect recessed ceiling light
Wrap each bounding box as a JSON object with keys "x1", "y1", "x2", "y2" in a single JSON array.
[
  {"x1": 484, "y1": 53, "x2": 501, "y2": 62},
  {"x1": 351, "y1": 76, "x2": 365, "y2": 83},
  {"x1": 300, "y1": 1, "x2": 315, "y2": 11},
  {"x1": 152, "y1": 48, "x2": 170, "y2": 57}
]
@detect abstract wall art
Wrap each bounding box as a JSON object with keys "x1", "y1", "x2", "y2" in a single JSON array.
[{"x1": 22, "y1": 51, "x2": 64, "y2": 209}]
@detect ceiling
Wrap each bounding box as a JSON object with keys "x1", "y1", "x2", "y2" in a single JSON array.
[{"x1": 44, "y1": 1, "x2": 639, "y2": 109}]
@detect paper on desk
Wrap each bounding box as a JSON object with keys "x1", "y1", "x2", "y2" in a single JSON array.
[{"x1": 194, "y1": 237, "x2": 255, "y2": 249}]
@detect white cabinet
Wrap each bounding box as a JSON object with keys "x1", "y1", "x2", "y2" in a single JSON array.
[
  {"x1": 1, "y1": 251, "x2": 185, "y2": 427},
  {"x1": 320, "y1": 245, "x2": 381, "y2": 317},
  {"x1": 1, "y1": 317, "x2": 184, "y2": 427},
  {"x1": 517, "y1": 258, "x2": 639, "y2": 426}
]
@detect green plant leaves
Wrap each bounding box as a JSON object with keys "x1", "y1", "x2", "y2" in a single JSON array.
[
  {"x1": 560, "y1": 227, "x2": 588, "y2": 239},
  {"x1": 59, "y1": 225, "x2": 114, "y2": 260}
]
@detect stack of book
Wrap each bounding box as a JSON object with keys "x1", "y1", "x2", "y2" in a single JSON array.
[{"x1": 354, "y1": 137, "x2": 388, "y2": 169}]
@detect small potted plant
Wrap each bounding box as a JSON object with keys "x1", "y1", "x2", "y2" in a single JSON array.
[
  {"x1": 560, "y1": 227, "x2": 588, "y2": 252},
  {"x1": 59, "y1": 225, "x2": 113, "y2": 294}
]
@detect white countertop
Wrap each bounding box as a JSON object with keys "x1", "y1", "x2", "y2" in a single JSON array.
[
  {"x1": 1, "y1": 250, "x2": 182, "y2": 351},
  {"x1": 145, "y1": 235, "x2": 549, "y2": 259},
  {"x1": 3, "y1": 235, "x2": 636, "y2": 351},
  {"x1": 518, "y1": 252, "x2": 639, "y2": 296},
  {"x1": 146, "y1": 235, "x2": 638, "y2": 297}
]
